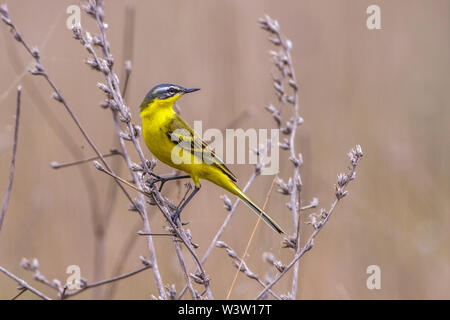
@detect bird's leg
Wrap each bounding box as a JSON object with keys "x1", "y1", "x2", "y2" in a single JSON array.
[
  {"x1": 148, "y1": 174, "x2": 191, "y2": 191},
  {"x1": 171, "y1": 186, "x2": 200, "y2": 223},
  {"x1": 158, "y1": 174, "x2": 191, "y2": 192}
]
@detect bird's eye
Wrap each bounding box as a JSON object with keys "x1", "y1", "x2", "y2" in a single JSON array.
[{"x1": 168, "y1": 87, "x2": 176, "y2": 93}]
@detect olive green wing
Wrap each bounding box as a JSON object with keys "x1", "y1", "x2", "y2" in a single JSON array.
[{"x1": 165, "y1": 115, "x2": 237, "y2": 182}]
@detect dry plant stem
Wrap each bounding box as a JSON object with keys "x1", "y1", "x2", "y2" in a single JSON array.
[
  {"x1": 95, "y1": 87, "x2": 206, "y2": 299},
  {"x1": 78, "y1": 1, "x2": 167, "y2": 298},
  {"x1": 93, "y1": 156, "x2": 166, "y2": 298},
  {"x1": 121, "y1": 61, "x2": 132, "y2": 99},
  {"x1": 51, "y1": 150, "x2": 122, "y2": 169},
  {"x1": 0, "y1": 5, "x2": 135, "y2": 205},
  {"x1": 255, "y1": 147, "x2": 363, "y2": 299},
  {"x1": 1, "y1": 4, "x2": 166, "y2": 299},
  {"x1": 46, "y1": 71, "x2": 116, "y2": 180},
  {"x1": 177, "y1": 140, "x2": 273, "y2": 299},
  {"x1": 151, "y1": 190, "x2": 213, "y2": 299},
  {"x1": 11, "y1": 287, "x2": 27, "y2": 300},
  {"x1": 260, "y1": 15, "x2": 302, "y2": 298},
  {"x1": 2, "y1": 12, "x2": 107, "y2": 291},
  {"x1": 256, "y1": 200, "x2": 332, "y2": 299},
  {"x1": 100, "y1": 62, "x2": 133, "y2": 227},
  {"x1": 20, "y1": 256, "x2": 152, "y2": 299},
  {"x1": 177, "y1": 170, "x2": 258, "y2": 299},
  {"x1": 0, "y1": 266, "x2": 51, "y2": 300},
  {"x1": 105, "y1": 220, "x2": 141, "y2": 299},
  {"x1": 204, "y1": 171, "x2": 258, "y2": 263},
  {"x1": 174, "y1": 220, "x2": 212, "y2": 300},
  {"x1": 173, "y1": 236, "x2": 198, "y2": 300},
  {"x1": 216, "y1": 241, "x2": 280, "y2": 300},
  {"x1": 85, "y1": 1, "x2": 215, "y2": 299},
  {"x1": 0, "y1": 86, "x2": 21, "y2": 231},
  {"x1": 94, "y1": 148, "x2": 125, "y2": 297},
  {"x1": 111, "y1": 109, "x2": 167, "y2": 299},
  {"x1": 138, "y1": 232, "x2": 174, "y2": 236},
  {"x1": 102, "y1": 64, "x2": 137, "y2": 300},
  {"x1": 2, "y1": 17, "x2": 103, "y2": 236},
  {"x1": 62, "y1": 264, "x2": 151, "y2": 299},
  {"x1": 1, "y1": 6, "x2": 143, "y2": 299},
  {"x1": 285, "y1": 44, "x2": 302, "y2": 299},
  {"x1": 3, "y1": 3, "x2": 197, "y2": 299},
  {"x1": 226, "y1": 175, "x2": 278, "y2": 299}
]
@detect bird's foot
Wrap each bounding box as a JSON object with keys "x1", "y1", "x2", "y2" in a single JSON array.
[
  {"x1": 148, "y1": 175, "x2": 163, "y2": 190},
  {"x1": 171, "y1": 210, "x2": 181, "y2": 224}
]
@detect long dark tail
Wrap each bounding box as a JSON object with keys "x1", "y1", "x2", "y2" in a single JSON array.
[{"x1": 230, "y1": 184, "x2": 285, "y2": 234}]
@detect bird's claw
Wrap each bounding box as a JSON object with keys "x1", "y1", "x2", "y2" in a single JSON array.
[{"x1": 171, "y1": 210, "x2": 180, "y2": 224}]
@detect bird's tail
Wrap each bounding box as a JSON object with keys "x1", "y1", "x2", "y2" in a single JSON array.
[{"x1": 229, "y1": 184, "x2": 285, "y2": 234}]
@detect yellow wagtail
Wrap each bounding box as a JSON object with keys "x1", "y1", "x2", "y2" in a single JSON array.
[{"x1": 139, "y1": 83, "x2": 285, "y2": 234}]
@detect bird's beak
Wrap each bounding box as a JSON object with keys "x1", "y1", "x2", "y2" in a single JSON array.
[{"x1": 183, "y1": 88, "x2": 200, "y2": 94}]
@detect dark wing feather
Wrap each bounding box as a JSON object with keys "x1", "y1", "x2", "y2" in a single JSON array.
[{"x1": 165, "y1": 115, "x2": 237, "y2": 182}]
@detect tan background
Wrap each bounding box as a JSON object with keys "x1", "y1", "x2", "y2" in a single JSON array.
[{"x1": 0, "y1": 0, "x2": 449, "y2": 299}]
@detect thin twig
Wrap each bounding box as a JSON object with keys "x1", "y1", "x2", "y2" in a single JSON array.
[
  {"x1": 105, "y1": 221, "x2": 141, "y2": 299},
  {"x1": 177, "y1": 169, "x2": 259, "y2": 299},
  {"x1": 173, "y1": 235, "x2": 198, "y2": 300},
  {"x1": 121, "y1": 60, "x2": 132, "y2": 99},
  {"x1": 226, "y1": 175, "x2": 278, "y2": 299},
  {"x1": 50, "y1": 149, "x2": 122, "y2": 169},
  {"x1": 137, "y1": 231, "x2": 174, "y2": 237},
  {"x1": 216, "y1": 241, "x2": 281, "y2": 300},
  {"x1": 10, "y1": 287, "x2": 27, "y2": 300},
  {"x1": 62, "y1": 264, "x2": 152, "y2": 298},
  {"x1": 0, "y1": 266, "x2": 51, "y2": 300},
  {"x1": 151, "y1": 190, "x2": 213, "y2": 299},
  {"x1": 0, "y1": 85, "x2": 21, "y2": 231}
]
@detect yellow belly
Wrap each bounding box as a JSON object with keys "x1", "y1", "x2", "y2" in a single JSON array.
[
  {"x1": 142, "y1": 113, "x2": 204, "y2": 187},
  {"x1": 141, "y1": 106, "x2": 237, "y2": 191}
]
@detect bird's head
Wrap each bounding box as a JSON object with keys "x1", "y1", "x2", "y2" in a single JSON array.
[{"x1": 140, "y1": 83, "x2": 200, "y2": 111}]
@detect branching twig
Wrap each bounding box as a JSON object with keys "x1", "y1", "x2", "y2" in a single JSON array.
[
  {"x1": 20, "y1": 256, "x2": 152, "y2": 299},
  {"x1": 0, "y1": 265, "x2": 51, "y2": 300},
  {"x1": 151, "y1": 190, "x2": 213, "y2": 299},
  {"x1": 226, "y1": 174, "x2": 279, "y2": 299},
  {"x1": 259, "y1": 14, "x2": 304, "y2": 298},
  {"x1": 62, "y1": 263, "x2": 152, "y2": 299},
  {"x1": 216, "y1": 241, "x2": 281, "y2": 300},
  {"x1": 50, "y1": 149, "x2": 122, "y2": 169},
  {"x1": 0, "y1": 3, "x2": 137, "y2": 207},
  {"x1": 254, "y1": 145, "x2": 363, "y2": 299},
  {"x1": 173, "y1": 234, "x2": 198, "y2": 300}
]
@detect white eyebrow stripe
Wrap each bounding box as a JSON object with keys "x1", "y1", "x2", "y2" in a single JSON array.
[
  {"x1": 154, "y1": 86, "x2": 180, "y2": 95},
  {"x1": 154, "y1": 86, "x2": 169, "y2": 94}
]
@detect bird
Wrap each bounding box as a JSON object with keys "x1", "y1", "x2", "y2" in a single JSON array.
[{"x1": 138, "y1": 83, "x2": 285, "y2": 234}]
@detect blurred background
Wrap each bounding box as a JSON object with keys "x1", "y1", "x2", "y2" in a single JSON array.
[{"x1": 0, "y1": 0, "x2": 449, "y2": 299}]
